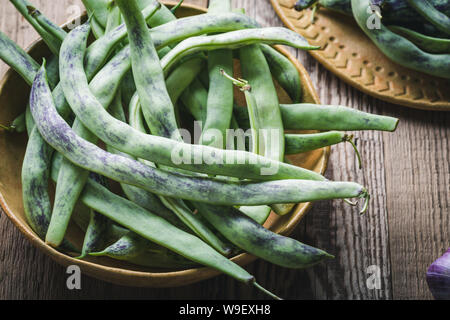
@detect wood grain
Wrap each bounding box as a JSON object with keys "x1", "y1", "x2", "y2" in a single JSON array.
[{"x1": 0, "y1": 0, "x2": 448, "y2": 300}]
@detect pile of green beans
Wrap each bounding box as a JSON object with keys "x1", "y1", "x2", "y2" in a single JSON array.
[
  {"x1": 295, "y1": 0, "x2": 450, "y2": 78},
  {"x1": 0, "y1": 0, "x2": 400, "y2": 299}
]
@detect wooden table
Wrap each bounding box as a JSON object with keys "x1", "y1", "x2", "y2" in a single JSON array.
[{"x1": 0, "y1": 0, "x2": 448, "y2": 300}]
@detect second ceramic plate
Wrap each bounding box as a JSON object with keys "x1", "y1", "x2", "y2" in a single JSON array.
[{"x1": 271, "y1": 0, "x2": 450, "y2": 111}]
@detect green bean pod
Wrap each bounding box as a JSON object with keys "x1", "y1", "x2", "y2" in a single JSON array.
[
  {"x1": 260, "y1": 44, "x2": 303, "y2": 103},
  {"x1": 81, "y1": 0, "x2": 111, "y2": 27},
  {"x1": 351, "y1": 0, "x2": 450, "y2": 79},
  {"x1": 161, "y1": 27, "x2": 319, "y2": 73},
  {"x1": 8, "y1": 113, "x2": 26, "y2": 133},
  {"x1": 90, "y1": 231, "x2": 199, "y2": 269},
  {"x1": 234, "y1": 103, "x2": 398, "y2": 132},
  {"x1": 9, "y1": 0, "x2": 60, "y2": 55},
  {"x1": 47, "y1": 24, "x2": 131, "y2": 247},
  {"x1": 117, "y1": 0, "x2": 179, "y2": 140},
  {"x1": 0, "y1": 30, "x2": 39, "y2": 86},
  {"x1": 91, "y1": 231, "x2": 147, "y2": 260},
  {"x1": 166, "y1": 57, "x2": 206, "y2": 104},
  {"x1": 199, "y1": 0, "x2": 234, "y2": 149},
  {"x1": 84, "y1": 1, "x2": 161, "y2": 81},
  {"x1": 240, "y1": 41, "x2": 289, "y2": 215},
  {"x1": 285, "y1": 131, "x2": 352, "y2": 154},
  {"x1": 388, "y1": 25, "x2": 450, "y2": 54},
  {"x1": 117, "y1": 0, "x2": 230, "y2": 255},
  {"x1": 195, "y1": 203, "x2": 333, "y2": 268},
  {"x1": 78, "y1": 207, "x2": 112, "y2": 259},
  {"x1": 0, "y1": 30, "x2": 60, "y2": 242},
  {"x1": 281, "y1": 103, "x2": 399, "y2": 131},
  {"x1": 180, "y1": 79, "x2": 208, "y2": 123},
  {"x1": 50, "y1": 149, "x2": 258, "y2": 286},
  {"x1": 406, "y1": 0, "x2": 450, "y2": 36},
  {"x1": 29, "y1": 6, "x2": 66, "y2": 43}
]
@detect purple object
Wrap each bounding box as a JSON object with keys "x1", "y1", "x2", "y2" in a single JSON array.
[{"x1": 427, "y1": 248, "x2": 450, "y2": 300}]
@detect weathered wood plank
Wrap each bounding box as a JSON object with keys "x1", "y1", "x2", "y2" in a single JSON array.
[{"x1": 383, "y1": 106, "x2": 449, "y2": 300}]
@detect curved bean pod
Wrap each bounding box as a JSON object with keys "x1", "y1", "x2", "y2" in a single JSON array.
[
  {"x1": 285, "y1": 132, "x2": 352, "y2": 154},
  {"x1": 9, "y1": 0, "x2": 60, "y2": 55},
  {"x1": 78, "y1": 207, "x2": 111, "y2": 259},
  {"x1": 406, "y1": 0, "x2": 450, "y2": 36},
  {"x1": 0, "y1": 30, "x2": 39, "y2": 86},
  {"x1": 116, "y1": 0, "x2": 179, "y2": 140},
  {"x1": 47, "y1": 23, "x2": 130, "y2": 247},
  {"x1": 90, "y1": 231, "x2": 199, "y2": 269},
  {"x1": 351, "y1": 0, "x2": 450, "y2": 79},
  {"x1": 166, "y1": 57, "x2": 206, "y2": 104},
  {"x1": 389, "y1": 25, "x2": 450, "y2": 54},
  {"x1": 85, "y1": 11, "x2": 255, "y2": 78},
  {"x1": 161, "y1": 27, "x2": 319, "y2": 73},
  {"x1": 0, "y1": 30, "x2": 62, "y2": 243},
  {"x1": 260, "y1": 44, "x2": 303, "y2": 103},
  {"x1": 81, "y1": 0, "x2": 111, "y2": 27},
  {"x1": 29, "y1": 6, "x2": 66, "y2": 43},
  {"x1": 195, "y1": 203, "x2": 333, "y2": 269}
]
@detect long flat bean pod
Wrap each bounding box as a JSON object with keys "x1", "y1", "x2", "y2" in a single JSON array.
[
  {"x1": 260, "y1": 44, "x2": 303, "y2": 103},
  {"x1": 0, "y1": 30, "x2": 39, "y2": 86},
  {"x1": 285, "y1": 132, "x2": 354, "y2": 155},
  {"x1": 165, "y1": 57, "x2": 206, "y2": 104},
  {"x1": 90, "y1": 231, "x2": 203, "y2": 269},
  {"x1": 195, "y1": 203, "x2": 333, "y2": 269},
  {"x1": 199, "y1": 0, "x2": 234, "y2": 149},
  {"x1": 9, "y1": 0, "x2": 60, "y2": 55},
  {"x1": 29, "y1": 6, "x2": 67, "y2": 43},
  {"x1": 78, "y1": 207, "x2": 111, "y2": 259},
  {"x1": 0, "y1": 30, "x2": 62, "y2": 242},
  {"x1": 47, "y1": 25, "x2": 131, "y2": 247},
  {"x1": 31, "y1": 64, "x2": 369, "y2": 207},
  {"x1": 234, "y1": 103, "x2": 399, "y2": 132},
  {"x1": 240, "y1": 40, "x2": 289, "y2": 215},
  {"x1": 161, "y1": 27, "x2": 319, "y2": 73},
  {"x1": 81, "y1": 0, "x2": 111, "y2": 27},
  {"x1": 351, "y1": 0, "x2": 450, "y2": 79},
  {"x1": 406, "y1": 0, "x2": 450, "y2": 36},
  {"x1": 116, "y1": 0, "x2": 179, "y2": 140}
]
